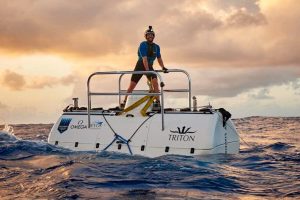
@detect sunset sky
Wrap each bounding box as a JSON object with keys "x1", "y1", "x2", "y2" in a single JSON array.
[{"x1": 0, "y1": 0, "x2": 299, "y2": 123}]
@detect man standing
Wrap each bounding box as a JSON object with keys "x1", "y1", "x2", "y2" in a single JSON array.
[{"x1": 122, "y1": 26, "x2": 167, "y2": 107}]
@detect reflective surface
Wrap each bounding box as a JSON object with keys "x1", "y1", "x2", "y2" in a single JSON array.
[{"x1": 0, "y1": 117, "x2": 299, "y2": 199}]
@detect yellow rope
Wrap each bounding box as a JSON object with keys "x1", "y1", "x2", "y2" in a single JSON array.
[
  {"x1": 140, "y1": 96, "x2": 156, "y2": 116},
  {"x1": 117, "y1": 95, "x2": 150, "y2": 116},
  {"x1": 118, "y1": 77, "x2": 156, "y2": 116}
]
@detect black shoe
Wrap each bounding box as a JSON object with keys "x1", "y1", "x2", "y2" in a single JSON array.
[
  {"x1": 152, "y1": 101, "x2": 161, "y2": 111},
  {"x1": 120, "y1": 100, "x2": 126, "y2": 109}
]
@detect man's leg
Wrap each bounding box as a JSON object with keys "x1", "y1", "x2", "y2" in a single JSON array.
[
  {"x1": 122, "y1": 72, "x2": 143, "y2": 107},
  {"x1": 124, "y1": 81, "x2": 137, "y2": 104},
  {"x1": 151, "y1": 78, "x2": 160, "y2": 102}
]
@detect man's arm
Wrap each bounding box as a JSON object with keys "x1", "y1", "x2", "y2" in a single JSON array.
[
  {"x1": 157, "y1": 57, "x2": 165, "y2": 69},
  {"x1": 156, "y1": 45, "x2": 167, "y2": 71},
  {"x1": 142, "y1": 57, "x2": 149, "y2": 71}
]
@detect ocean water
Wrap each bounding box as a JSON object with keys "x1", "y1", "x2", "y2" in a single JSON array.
[{"x1": 0, "y1": 117, "x2": 299, "y2": 199}]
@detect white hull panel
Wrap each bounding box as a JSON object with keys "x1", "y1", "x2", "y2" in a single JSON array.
[{"x1": 48, "y1": 111, "x2": 239, "y2": 157}]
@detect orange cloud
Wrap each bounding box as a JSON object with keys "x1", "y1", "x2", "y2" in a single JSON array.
[
  {"x1": 27, "y1": 74, "x2": 76, "y2": 89},
  {"x1": 0, "y1": 0, "x2": 299, "y2": 67},
  {"x1": 1, "y1": 69, "x2": 76, "y2": 91},
  {"x1": 225, "y1": 9, "x2": 267, "y2": 27},
  {"x1": 2, "y1": 70, "x2": 26, "y2": 90}
]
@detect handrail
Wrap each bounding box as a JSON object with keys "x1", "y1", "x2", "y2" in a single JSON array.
[
  {"x1": 87, "y1": 69, "x2": 192, "y2": 131},
  {"x1": 87, "y1": 71, "x2": 165, "y2": 130}
]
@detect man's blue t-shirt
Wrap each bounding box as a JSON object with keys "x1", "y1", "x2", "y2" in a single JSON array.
[{"x1": 138, "y1": 41, "x2": 161, "y2": 65}]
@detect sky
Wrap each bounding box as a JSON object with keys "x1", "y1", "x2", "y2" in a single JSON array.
[{"x1": 0, "y1": 0, "x2": 299, "y2": 123}]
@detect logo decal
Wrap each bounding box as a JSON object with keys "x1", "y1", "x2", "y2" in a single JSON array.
[
  {"x1": 169, "y1": 126, "x2": 197, "y2": 142},
  {"x1": 92, "y1": 121, "x2": 103, "y2": 128},
  {"x1": 58, "y1": 118, "x2": 72, "y2": 133},
  {"x1": 70, "y1": 120, "x2": 86, "y2": 129},
  {"x1": 70, "y1": 120, "x2": 103, "y2": 129},
  {"x1": 170, "y1": 126, "x2": 196, "y2": 134}
]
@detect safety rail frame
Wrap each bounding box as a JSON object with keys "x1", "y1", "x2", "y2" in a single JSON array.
[{"x1": 87, "y1": 69, "x2": 192, "y2": 131}]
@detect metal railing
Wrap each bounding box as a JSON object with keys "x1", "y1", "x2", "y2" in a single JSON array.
[{"x1": 87, "y1": 69, "x2": 192, "y2": 131}]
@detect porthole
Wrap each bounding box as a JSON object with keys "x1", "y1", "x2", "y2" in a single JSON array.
[
  {"x1": 96, "y1": 143, "x2": 100, "y2": 148},
  {"x1": 165, "y1": 146, "x2": 169, "y2": 152},
  {"x1": 190, "y1": 148, "x2": 195, "y2": 154},
  {"x1": 141, "y1": 145, "x2": 145, "y2": 151}
]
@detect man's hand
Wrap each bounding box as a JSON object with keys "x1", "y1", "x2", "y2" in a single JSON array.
[{"x1": 162, "y1": 66, "x2": 168, "y2": 73}]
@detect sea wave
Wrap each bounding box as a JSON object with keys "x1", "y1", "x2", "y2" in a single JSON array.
[{"x1": 0, "y1": 117, "x2": 299, "y2": 199}]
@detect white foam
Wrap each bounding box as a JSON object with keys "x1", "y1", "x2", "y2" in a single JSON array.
[{"x1": 0, "y1": 124, "x2": 18, "y2": 141}]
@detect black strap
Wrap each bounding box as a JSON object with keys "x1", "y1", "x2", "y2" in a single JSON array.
[
  {"x1": 147, "y1": 43, "x2": 154, "y2": 57},
  {"x1": 128, "y1": 113, "x2": 156, "y2": 142},
  {"x1": 218, "y1": 108, "x2": 232, "y2": 127}
]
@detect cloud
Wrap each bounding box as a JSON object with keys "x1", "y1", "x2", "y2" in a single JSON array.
[
  {"x1": 0, "y1": 69, "x2": 76, "y2": 91},
  {"x1": 27, "y1": 74, "x2": 76, "y2": 89},
  {"x1": 205, "y1": 0, "x2": 261, "y2": 13},
  {"x1": 291, "y1": 79, "x2": 300, "y2": 95},
  {"x1": 0, "y1": 0, "x2": 124, "y2": 56},
  {"x1": 225, "y1": 9, "x2": 267, "y2": 27},
  {"x1": 248, "y1": 88, "x2": 273, "y2": 99},
  {"x1": 162, "y1": 66, "x2": 300, "y2": 97},
  {"x1": 2, "y1": 70, "x2": 26, "y2": 90},
  {"x1": 0, "y1": 0, "x2": 299, "y2": 67}
]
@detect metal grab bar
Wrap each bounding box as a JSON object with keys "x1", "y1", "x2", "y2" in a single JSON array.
[
  {"x1": 87, "y1": 71, "x2": 165, "y2": 130},
  {"x1": 87, "y1": 69, "x2": 192, "y2": 131},
  {"x1": 90, "y1": 92, "x2": 162, "y2": 96}
]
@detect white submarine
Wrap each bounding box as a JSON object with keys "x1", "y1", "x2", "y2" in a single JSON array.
[{"x1": 48, "y1": 69, "x2": 239, "y2": 157}]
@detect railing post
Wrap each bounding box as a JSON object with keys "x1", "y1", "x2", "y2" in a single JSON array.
[
  {"x1": 118, "y1": 74, "x2": 125, "y2": 105},
  {"x1": 160, "y1": 82, "x2": 165, "y2": 131},
  {"x1": 87, "y1": 74, "x2": 94, "y2": 128},
  {"x1": 88, "y1": 94, "x2": 91, "y2": 128},
  {"x1": 188, "y1": 76, "x2": 192, "y2": 110}
]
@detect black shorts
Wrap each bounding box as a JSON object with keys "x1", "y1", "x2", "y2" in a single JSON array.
[{"x1": 131, "y1": 60, "x2": 157, "y2": 83}]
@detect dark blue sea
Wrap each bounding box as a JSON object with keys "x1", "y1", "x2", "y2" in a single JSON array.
[{"x1": 0, "y1": 117, "x2": 299, "y2": 199}]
